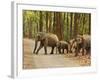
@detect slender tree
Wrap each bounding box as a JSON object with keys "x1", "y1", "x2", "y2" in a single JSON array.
[
  {"x1": 88, "y1": 14, "x2": 91, "y2": 35},
  {"x1": 39, "y1": 11, "x2": 43, "y2": 32},
  {"x1": 29, "y1": 17, "x2": 33, "y2": 38},
  {"x1": 70, "y1": 13, "x2": 73, "y2": 39},
  {"x1": 53, "y1": 12, "x2": 56, "y2": 34},
  {"x1": 74, "y1": 13, "x2": 78, "y2": 38},
  {"x1": 46, "y1": 12, "x2": 49, "y2": 32},
  {"x1": 66, "y1": 13, "x2": 69, "y2": 40},
  {"x1": 49, "y1": 12, "x2": 52, "y2": 32},
  {"x1": 55, "y1": 12, "x2": 63, "y2": 40}
]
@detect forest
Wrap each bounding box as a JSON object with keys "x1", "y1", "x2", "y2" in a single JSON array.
[
  {"x1": 23, "y1": 10, "x2": 91, "y2": 69},
  {"x1": 23, "y1": 10, "x2": 91, "y2": 40}
]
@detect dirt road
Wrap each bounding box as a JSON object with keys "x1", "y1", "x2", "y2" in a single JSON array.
[{"x1": 23, "y1": 38, "x2": 90, "y2": 69}]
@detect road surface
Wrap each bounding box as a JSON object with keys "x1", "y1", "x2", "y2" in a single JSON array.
[{"x1": 23, "y1": 38, "x2": 90, "y2": 69}]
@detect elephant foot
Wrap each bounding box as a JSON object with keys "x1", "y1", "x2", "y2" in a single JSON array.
[
  {"x1": 58, "y1": 52, "x2": 61, "y2": 54},
  {"x1": 74, "y1": 53, "x2": 78, "y2": 57},
  {"x1": 60, "y1": 52, "x2": 63, "y2": 54},
  {"x1": 50, "y1": 52, "x2": 53, "y2": 54},
  {"x1": 33, "y1": 51, "x2": 35, "y2": 54},
  {"x1": 45, "y1": 53, "x2": 47, "y2": 55},
  {"x1": 35, "y1": 52, "x2": 38, "y2": 55},
  {"x1": 82, "y1": 52, "x2": 85, "y2": 56}
]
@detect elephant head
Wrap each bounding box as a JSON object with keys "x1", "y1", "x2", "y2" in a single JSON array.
[
  {"x1": 35, "y1": 32, "x2": 46, "y2": 41},
  {"x1": 33, "y1": 32, "x2": 46, "y2": 53}
]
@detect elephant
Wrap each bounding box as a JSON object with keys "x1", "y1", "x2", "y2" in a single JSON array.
[
  {"x1": 68, "y1": 39, "x2": 76, "y2": 53},
  {"x1": 71, "y1": 34, "x2": 91, "y2": 56},
  {"x1": 33, "y1": 32, "x2": 59, "y2": 55},
  {"x1": 57, "y1": 41, "x2": 69, "y2": 54}
]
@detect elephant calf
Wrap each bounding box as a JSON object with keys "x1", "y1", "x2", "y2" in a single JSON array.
[
  {"x1": 57, "y1": 41, "x2": 69, "y2": 54},
  {"x1": 33, "y1": 32, "x2": 59, "y2": 55}
]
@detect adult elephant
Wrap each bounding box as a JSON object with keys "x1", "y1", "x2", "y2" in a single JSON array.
[
  {"x1": 80, "y1": 35, "x2": 91, "y2": 55},
  {"x1": 33, "y1": 32, "x2": 59, "y2": 55},
  {"x1": 71, "y1": 34, "x2": 91, "y2": 56}
]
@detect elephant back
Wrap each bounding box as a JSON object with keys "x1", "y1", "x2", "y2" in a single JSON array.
[
  {"x1": 45, "y1": 33, "x2": 59, "y2": 46},
  {"x1": 59, "y1": 41, "x2": 68, "y2": 48},
  {"x1": 47, "y1": 33, "x2": 59, "y2": 41}
]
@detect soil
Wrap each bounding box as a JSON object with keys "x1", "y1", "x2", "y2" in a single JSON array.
[{"x1": 23, "y1": 38, "x2": 91, "y2": 69}]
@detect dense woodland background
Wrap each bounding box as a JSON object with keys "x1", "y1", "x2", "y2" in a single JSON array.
[{"x1": 23, "y1": 10, "x2": 91, "y2": 41}]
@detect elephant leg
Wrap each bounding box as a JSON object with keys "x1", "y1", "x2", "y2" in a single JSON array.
[
  {"x1": 74, "y1": 47, "x2": 78, "y2": 57},
  {"x1": 33, "y1": 40, "x2": 38, "y2": 54},
  {"x1": 82, "y1": 48, "x2": 84, "y2": 56},
  {"x1": 58, "y1": 48, "x2": 61, "y2": 54},
  {"x1": 75, "y1": 51, "x2": 78, "y2": 56},
  {"x1": 56, "y1": 46, "x2": 57, "y2": 54},
  {"x1": 86, "y1": 46, "x2": 90, "y2": 55},
  {"x1": 62, "y1": 49, "x2": 64, "y2": 54},
  {"x1": 35, "y1": 42, "x2": 43, "y2": 54},
  {"x1": 50, "y1": 47, "x2": 54, "y2": 54},
  {"x1": 43, "y1": 38, "x2": 48, "y2": 55},
  {"x1": 44, "y1": 46, "x2": 47, "y2": 55},
  {"x1": 66, "y1": 48, "x2": 68, "y2": 53},
  {"x1": 69, "y1": 47, "x2": 72, "y2": 53}
]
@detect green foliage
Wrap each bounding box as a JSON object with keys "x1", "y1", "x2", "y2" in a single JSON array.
[{"x1": 23, "y1": 10, "x2": 91, "y2": 40}]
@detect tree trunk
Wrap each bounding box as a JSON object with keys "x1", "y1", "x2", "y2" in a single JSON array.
[
  {"x1": 29, "y1": 17, "x2": 32, "y2": 38},
  {"x1": 23, "y1": 17, "x2": 25, "y2": 37},
  {"x1": 74, "y1": 13, "x2": 78, "y2": 38},
  {"x1": 70, "y1": 13, "x2": 73, "y2": 39},
  {"x1": 82, "y1": 13, "x2": 85, "y2": 35},
  {"x1": 63, "y1": 13, "x2": 66, "y2": 40},
  {"x1": 53, "y1": 12, "x2": 56, "y2": 34},
  {"x1": 55, "y1": 12, "x2": 63, "y2": 40},
  {"x1": 67, "y1": 13, "x2": 69, "y2": 40},
  {"x1": 39, "y1": 11, "x2": 43, "y2": 32},
  {"x1": 88, "y1": 14, "x2": 91, "y2": 35},
  {"x1": 49, "y1": 12, "x2": 52, "y2": 32},
  {"x1": 46, "y1": 12, "x2": 49, "y2": 32}
]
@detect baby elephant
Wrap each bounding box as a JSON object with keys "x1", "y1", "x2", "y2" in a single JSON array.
[{"x1": 57, "y1": 41, "x2": 69, "y2": 54}]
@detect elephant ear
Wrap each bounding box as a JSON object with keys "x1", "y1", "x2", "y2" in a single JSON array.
[{"x1": 36, "y1": 33, "x2": 45, "y2": 41}]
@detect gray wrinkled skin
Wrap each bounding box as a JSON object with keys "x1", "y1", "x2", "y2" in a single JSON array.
[
  {"x1": 57, "y1": 41, "x2": 69, "y2": 54},
  {"x1": 71, "y1": 34, "x2": 91, "y2": 56},
  {"x1": 33, "y1": 32, "x2": 59, "y2": 54},
  {"x1": 68, "y1": 39, "x2": 76, "y2": 53}
]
